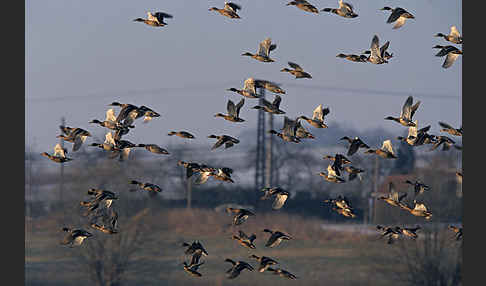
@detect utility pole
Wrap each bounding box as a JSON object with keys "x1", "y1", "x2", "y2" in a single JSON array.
[
  {"x1": 255, "y1": 87, "x2": 266, "y2": 191},
  {"x1": 60, "y1": 117, "x2": 65, "y2": 220},
  {"x1": 186, "y1": 177, "x2": 192, "y2": 210},
  {"x1": 264, "y1": 112, "x2": 274, "y2": 188},
  {"x1": 370, "y1": 156, "x2": 379, "y2": 224}
]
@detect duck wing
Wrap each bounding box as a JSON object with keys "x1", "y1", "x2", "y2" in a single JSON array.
[{"x1": 272, "y1": 192, "x2": 289, "y2": 210}]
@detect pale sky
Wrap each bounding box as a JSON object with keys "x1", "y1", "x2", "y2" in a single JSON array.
[{"x1": 26, "y1": 0, "x2": 462, "y2": 153}]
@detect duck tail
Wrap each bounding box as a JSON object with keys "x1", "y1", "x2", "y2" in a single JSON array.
[{"x1": 168, "y1": 131, "x2": 176, "y2": 136}]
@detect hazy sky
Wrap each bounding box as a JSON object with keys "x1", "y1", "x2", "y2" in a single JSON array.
[{"x1": 26, "y1": 0, "x2": 462, "y2": 153}]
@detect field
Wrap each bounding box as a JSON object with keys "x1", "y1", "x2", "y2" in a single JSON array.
[{"x1": 25, "y1": 207, "x2": 415, "y2": 286}]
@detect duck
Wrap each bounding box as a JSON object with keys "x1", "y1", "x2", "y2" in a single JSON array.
[
  {"x1": 336, "y1": 53, "x2": 368, "y2": 63},
  {"x1": 129, "y1": 180, "x2": 162, "y2": 194},
  {"x1": 168, "y1": 131, "x2": 195, "y2": 139},
  {"x1": 448, "y1": 225, "x2": 463, "y2": 241},
  {"x1": 398, "y1": 225, "x2": 421, "y2": 239},
  {"x1": 365, "y1": 35, "x2": 388, "y2": 64},
  {"x1": 227, "y1": 77, "x2": 260, "y2": 99},
  {"x1": 183, "y1": 261, "x2": 204, "y2": 277},
  {"x1": 242, "y1": 38, "x2": 276, "y2": 63},
  {"x1": 178, "y1": 161, "x2": 206, "y2": 178},
  {"x1": 324, "y1": 195, "x2": 353, "y2": 211},
  {"x1": 133, "y1": 12, "x2": 173, "y2": 27},
  {"x1": 433, "y1": 45, "x2": 462, "y2": 69},
  {"x1": 89, "y1": 132, "x2": 122, "y2": 156},
  {"x1": 109, "y1": 102, "x2": 141, "y2": 127},
  {"x1": 376, "y1": 225, "x2": 402, "y2": 244},
  {"x1": 327, "y1": 153, "x2": 349, "y2": 177},
  {"x1": 362, "y1": 40, "x2": 393, "y2": 61},
  {"x1": 321, "y1": 0, "x2": 358, "y2": 18},
  {"x1": 182, "y1": 240, "x2": 209, "y2": 256},
  {"x1": 397, "y1": 120, "x2": 425, "y2": 146},
  {"x1": 136, "y1": 144, "x2": 169, "y2": 155},
  {"x1": 254, "y1": 79, "x2": 286, "y2": 94},
  {"x1": 232, "y1": 230, "x2": 257, "y2": 249},
  {"x1": 208, "y1": 135, "x2": 240, "y2": 150},
  {"x1": 209, "y1": 2, "x2": 241, "y2": 19},
  {"x1": 429, "y1": 135, "x2": 456, "y2": 151},
  {"x1": 385, "y1": 96, "x2": 421, "y2": 127},
  {"x1": 319, "y1": 165, "x2": 346, "y2": 183},
  {"x1": 263, "y1": 229, "x2": 292, "y2": 247},
  {"x1": 435, "y1": 26, "x2": 463, "y2": 44},
  {"x1": 199, "y1": 167, "x2": 235, "y2": 184},
  {"x1": 377, "y1": 182, "x2": 408, "y2": 208},
  {"x1": 294, "y1": 119, "x2": 315, "y2": 139},
  {"x1": 57, "y1": 126, "x2": 91, "y2": 152},
  {"x1": 267, "y1": 268, "x2": 298, "y2": 279},
  {"x1": 225, "y1": 259, "x2": 254, "y2": 279},
  {"x1": 340, "y1": 136, "x2": 370, "y2": 156},
  {"x1": 405, "y1": 180, "x2": 430, "y2": 197},
  {"x1": 60, "y1": 227, "x2": 93, "y2": 247},
  {"x1": 214, "y1": 98, "x2": 245, "y2": 122},
  {"x1": 252, "y1": 94, "x2": 286, "y2": 114},
  {"x1": 249, "y1": 255, "x2": 278, "y2": 272},
  {"x1": 280, "y1": 62, "x2": 312, "y2": 79},
  {"x1": 41, "y1": 143, "x2": 72, "y2": 163},
  {"x1": 260, "y1": 187, "x2": 290, "y2": 210},
  {"x1": 323, "y1": 154, "x2": 352, "y2": 165},
  {"x1": 269, "y1": 116, "x2": 301, "y2": 143},
  {"x1": 137, "y1": 105, "x2": 161, "y2": 123},
  {"x1": 380, "y1": 7, "x2": 415, "y2": 29},
  {"x1": 286, "y1": 0, "x2": 319, "y2": 14},
  {"x1": 89, "y1": 108, "x2": 134, "y2": 132},
  {"x1": 344, "y1": 165, "x2": 365, "y2": 181},
  {"x1": 438, "y1": 122, "x2": 462, "y2": 136},
  {"x1": 83, "y1": 188, "x2": 118, "y2": 209},
  {"x1": 298, "y1": 104, "x2": 329, "y2": 128},
  {"x1": 364, "y1": 140, "x2": 398, "y2": 159},
  {"x1": 400, "y1": 201, "x2": 433, "y2": 220},
  {"x1": 226, "y1": 207, "x2": 254, "y2": 225}
]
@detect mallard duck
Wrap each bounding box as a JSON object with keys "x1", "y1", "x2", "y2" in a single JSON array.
[
  {"x1": 398, "y1": 225, "x2": 421, "y2": 239},
  {"x1": 133, "y1": 12, "x2": 173, "y2": 27},
  {"x1": 405, "y1": 180, "x2": 430, "y2": 197},
  {"x1": 168, "y1": 131, "x2": 195, "y2": 139},
  {"x1": 254, "y1": 79, "x2": 286, "y2": 94},
  {"x1": 260, "y1": 187, "x2": 290, "y2": 210},
  {"x1": 249, "y1": 255, "x2": 278, "y2": 272},
  {"x1": 340, "y1": 136, "x2": 370, "y2": 156},
  {"x1": 226, "y1": 207, "x2": 254, "y2": 225},
  {"x1": 252, "y1": 94, "x2": 286, "y2": 114},
  {"x1": 281, "y1": 62, "x2": 312, "y2": 79},
  {"x1": 57, "y1": 126, "x2": 91, "y2": 152},
  {"x1": 429, "y1": 135, "x2": 456, "y2": 151},
  {"x1": 365, "y1": 140, "x2": 398, "y2": 159},
  {"x1": 269, "y1": 117, "x2": 301, "y2": 143},
  {"x1": 298, "y1": 104, "x2": 329, "y2": 128},
  {"x1": 90, "y1": 223, "x2": 118, "y2": 234},
  {"x1": 435, "y1": 26, "x2": 463, "y2": 44},
  {"x1": 109, "y1": 102, "x2": 141, "y2": 127},
  {"x1": 232, "y1": 230, "x2": 256, "y2": 249},
  {"x1": 319, "y1": 165, "x2": 346, "y2": 183},
  {"x1": 263, "y1": 229, "x2": 292, "y2": 247},
  {"x1": 267, "y1": 268, "x2": 298, "y2": 279},
  {"x1": 448, "y1": 225, "x2": 462, "y2": 241},
  {"x1": 376, "y1": 225, "x2": 402, "y2": 244},
  {"x1": 182, "y1": 240, "x2": 209, "y2": 256},
  {"x1": 344, "y1": 165, "x2": 364, "y2": 181},
  {"x1": 287, "y1": 0, "x2": 319, "y2": 14},
  {"x1": 225, "y1": 259, "x2": 254, "y2": 279},
  {"x1": 215, "y1": 98, "x2": 245, "y2": 122},
  {"x1": 183, "y1": 261, "x2": 204, "y2": 277},
  {"x1": 385, "y1": 96, "x2": 421, "y2": 127},
  {"x1": 129, "y1": 180, "x2": 162, "y2": 194},
  {"x1": 397, "y1": 120, "x2": 424, "y2": 146},
  {"x1": 380, "y1": 7, "x2": 415, "y2": 29},
  {"x1": 438, "y1": 122, "x2": 462, "y2": 136},
  {"x1": 227, "y1": 77, "x2": 260, "y2": 99},
  {"x1": 336, "y1": 53, "x2": 368, "y2": 63},
  {"x1": 400, "y1": 201, "x2": 433, "y2": 220},
  {"x1": 377, "y1": 182, "x2": 408, "y2": 208},
  {"x1": 324, "y1": 195, "x2": 353, "y2": 210},
  {"x1": 83, "y1": 188, "x2": 118, "y2": 209},
  {"x1": 209, "y1": 2, "x2": 241, "y2": 19},
  {"x1": 294, "y1": 119, "x2": 315, "y2": 139},
  {"x1": 193, "y1": 167, "x2": 219, "y2": 185},
  {"x1": 60, "y1": 227, "x2": 93, "y2": 247},
  {"x1": 137, "y1": 105, "x2": 161, "y2": 123},
  {"x1": 89, "y1": 132, "x2": 122, "y2": 157},
  {"x1": 41, "y1": 143, "x2": 72, "y2": 163},
  {"x1": 365, "y1": 35, "x2": 388, "y2": 64},
  {"x1": 89, "y1": 109, "x2": 133, "y2": 133},
  {"x1": 321, "y1": 0, "x2": 358, "y2": 18},
  {"x1": 136, "y1": 144, "x2": 169, "y2": 155},
  {"x1": 212, "y1": 167, "x2": 235, "y2": 183},
  {"x1": 433, "y1": 45, "x2": 462, "y2": 69},
  {"x1": 327, "y1": 153, "x2": 348, "y2": 177},
  {"x1": 242, "y1": 38, "x2": 276, "y2": 63},
  {"x1": 323, "y1": 154, "x2": 352, "y2": 165},
  {"x1": 208, "y1": 135, "x2": 240, "y2": 150},
  {"x1": 362, "y1": 40, "x2": 393, "y2": 61}
]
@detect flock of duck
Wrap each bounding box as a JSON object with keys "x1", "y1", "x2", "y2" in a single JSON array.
[{"x1": 40, "y1": 1, "x2": 463, "y2": 281}]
